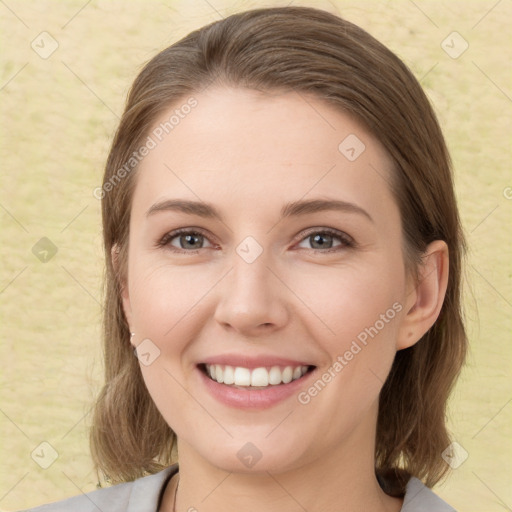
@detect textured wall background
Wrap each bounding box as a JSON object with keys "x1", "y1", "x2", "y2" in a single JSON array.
[{"x1": 1, "y1": 1, "x2": 511, "y2": 510}]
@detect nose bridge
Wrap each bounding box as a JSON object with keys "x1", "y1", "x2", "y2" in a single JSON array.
[{"x1": 213, "y1": 239, "x2": 288, "y2": 332}]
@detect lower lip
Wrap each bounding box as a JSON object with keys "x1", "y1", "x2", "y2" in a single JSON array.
[{"x1": 197, "y1": 367, "x2": 315, "y2": 409}]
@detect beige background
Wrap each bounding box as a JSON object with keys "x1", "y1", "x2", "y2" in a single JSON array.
[{"x1": 1, "y1": 1, "x2": 511, "y2": 510}]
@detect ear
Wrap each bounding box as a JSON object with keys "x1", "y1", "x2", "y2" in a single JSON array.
[
  {"x1": 396, "y1": 240, "x2": 449, "y2": 350},
  {"x1": 112, "y1": 244, "x2": 133, "y2": 328}
]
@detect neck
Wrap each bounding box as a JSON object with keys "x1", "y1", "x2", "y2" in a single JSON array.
[{"x1": 164, "y1": 406, "x2": 403, "y2": 512}]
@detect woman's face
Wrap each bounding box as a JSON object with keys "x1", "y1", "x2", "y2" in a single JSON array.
[{"x1": 122, "y1": 86, "x2": 416, "y2": 473}]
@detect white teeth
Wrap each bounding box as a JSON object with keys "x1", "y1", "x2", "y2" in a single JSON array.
[
  {"x1": 268, "y1": 366, "x2": 282, "y2": 385},
  {"x1": 282, "y1": 366, "x2": 293, "y2": 384},
  {"x1": 234, "y1": 367, "x2": 251, "y2": 386},
  {"x1": 251, "y1": 367, "x2": 269, "y2": 387},
  {"x1": 223, "y1": 365, "x2": 235, "y2": 385},
  {"x1": 204, "y1": 363, "x2": 310, "y2": 387}
]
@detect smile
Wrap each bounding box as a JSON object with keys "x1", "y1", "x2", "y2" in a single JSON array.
[{"x1": 202, "y1": 363, "x2": 313, "y2": 388}]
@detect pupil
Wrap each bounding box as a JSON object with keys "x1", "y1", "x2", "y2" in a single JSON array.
[
  {"x1": 312, "y1": 233, "x2": 332, "y2": 249},
  {"x1": 181, "y1": 233, "x2": 202, "y2": 249}
]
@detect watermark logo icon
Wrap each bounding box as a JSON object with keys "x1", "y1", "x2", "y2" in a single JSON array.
[
  {"x1": 338, "y1": 134, "x2": 366, "y2": 161},
  {"x1": 31, "y1": 32, "x2": 59, "y2": 59},
  {"x1": 441, "y1": 441, "x2": 468, "y2": 469},
  {"x1": 236, "y1": 236, "x2": 263, "y2": 264},
  {"x1": 135, "y1": 338, "x2": 161, "y2": 366},
  {"x1": 441, "y1": 32, "x2": 469, "y2": 59},
  {"x1": 32, "y1": 237, "x2": 58, "y2": 263},
  {"x1": 237, "y1": 442, "x2": 262, "y2": 468},
  {"x1": 31, "y1": 441, "x2": 59, "y2": 469}
]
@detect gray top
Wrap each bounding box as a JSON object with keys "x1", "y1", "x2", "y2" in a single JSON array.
[{"x1": 19, "y1": 464, "x2": 456, "y2": 511}]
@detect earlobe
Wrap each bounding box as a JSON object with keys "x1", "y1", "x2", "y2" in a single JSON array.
[
  {"x1": 396, "y1": 240, "x2": 449, "y2": 350},
  {"x1": 111, "y1": 244, "x2": 133, "y2": 326}
]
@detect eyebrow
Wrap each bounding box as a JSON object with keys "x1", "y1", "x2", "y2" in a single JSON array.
[{"x1": 146, "y1": 198, "x2": 373, "y2": 223}]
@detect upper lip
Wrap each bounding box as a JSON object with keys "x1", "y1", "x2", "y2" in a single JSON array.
[{"x1": 200, "y1": 354, "x2": 314, "y2": 369}]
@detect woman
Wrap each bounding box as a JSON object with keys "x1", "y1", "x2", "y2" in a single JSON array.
[{"x1": 22, "y1": 5, "x2": 466, "y2": 512}]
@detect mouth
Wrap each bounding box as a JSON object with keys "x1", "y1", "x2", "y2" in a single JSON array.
[{"x1": 198, "y1": 363, "x2": 316, "y2": 390}]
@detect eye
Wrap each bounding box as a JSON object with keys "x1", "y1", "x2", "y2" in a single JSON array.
[
  {"x1": 295, "y1": 228, "x2": 354, "y2": 252},
  {"x1": 158, "y1": 227, "x2": 355, "y2": 254},
  {"x1": 158, "y1": 228, "x2": 215, "y2": 252}
]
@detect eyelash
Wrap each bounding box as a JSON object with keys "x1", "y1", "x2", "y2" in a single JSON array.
[{"x1": 157, "y1": 227, "x2": 355, "y2": 254}]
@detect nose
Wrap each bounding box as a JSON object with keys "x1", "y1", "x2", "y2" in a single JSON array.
[{"x1": 213, "y1": 249, "x2": 289, "y2": 337}]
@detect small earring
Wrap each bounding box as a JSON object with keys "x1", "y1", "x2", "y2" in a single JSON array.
[{"x1": 130, "y1": 332, "x2": 137, "y2": 356}]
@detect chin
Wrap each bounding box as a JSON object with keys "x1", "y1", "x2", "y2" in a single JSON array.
[{"x1": 191, "y1": 434, "x2": 308, "y2": 475}]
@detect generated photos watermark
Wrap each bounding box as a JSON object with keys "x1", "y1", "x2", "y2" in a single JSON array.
[
  {"x1": 93, "y1": 96, "x2": 198, "y2": 200},
  {"x1": 297, "y1": 301, "x2": 403, "y2": 405}
]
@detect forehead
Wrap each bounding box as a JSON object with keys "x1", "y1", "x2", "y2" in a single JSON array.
[{"x1": 132, "y1": 86, "x2": 396, "y2": 222}]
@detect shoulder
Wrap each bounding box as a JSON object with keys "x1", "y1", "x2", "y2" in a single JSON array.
[
  {"x1": 401, "y1": 477, "x2": 457, "y2": 512},
  {"x1": 18, "y1": 465, "x2": 177, "y2": 512}
]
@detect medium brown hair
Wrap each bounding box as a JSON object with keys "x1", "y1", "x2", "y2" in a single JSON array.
[{"x1": 90, "y1": 5, "x2": 467, "y2": 494}]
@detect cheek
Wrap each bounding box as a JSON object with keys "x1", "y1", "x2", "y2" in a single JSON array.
[
  {"x1": 290, "y1": 269, "x2": 404, "y2": 441},
  {"x1": 287, "y1": 259, "x2": 406, "y2": 421},
  {"x1": 126, "y1": 260, "x2": 205, "y2": 380},
  {"x1": 128, "y1": 258, "x2": 214, "y2": 341},
  {"x1": 127, "y1": 262, "x2": 213, "y2": 435},
  {"x1": 291, "y1": 260, "x2": 405, "y2": 349}
]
